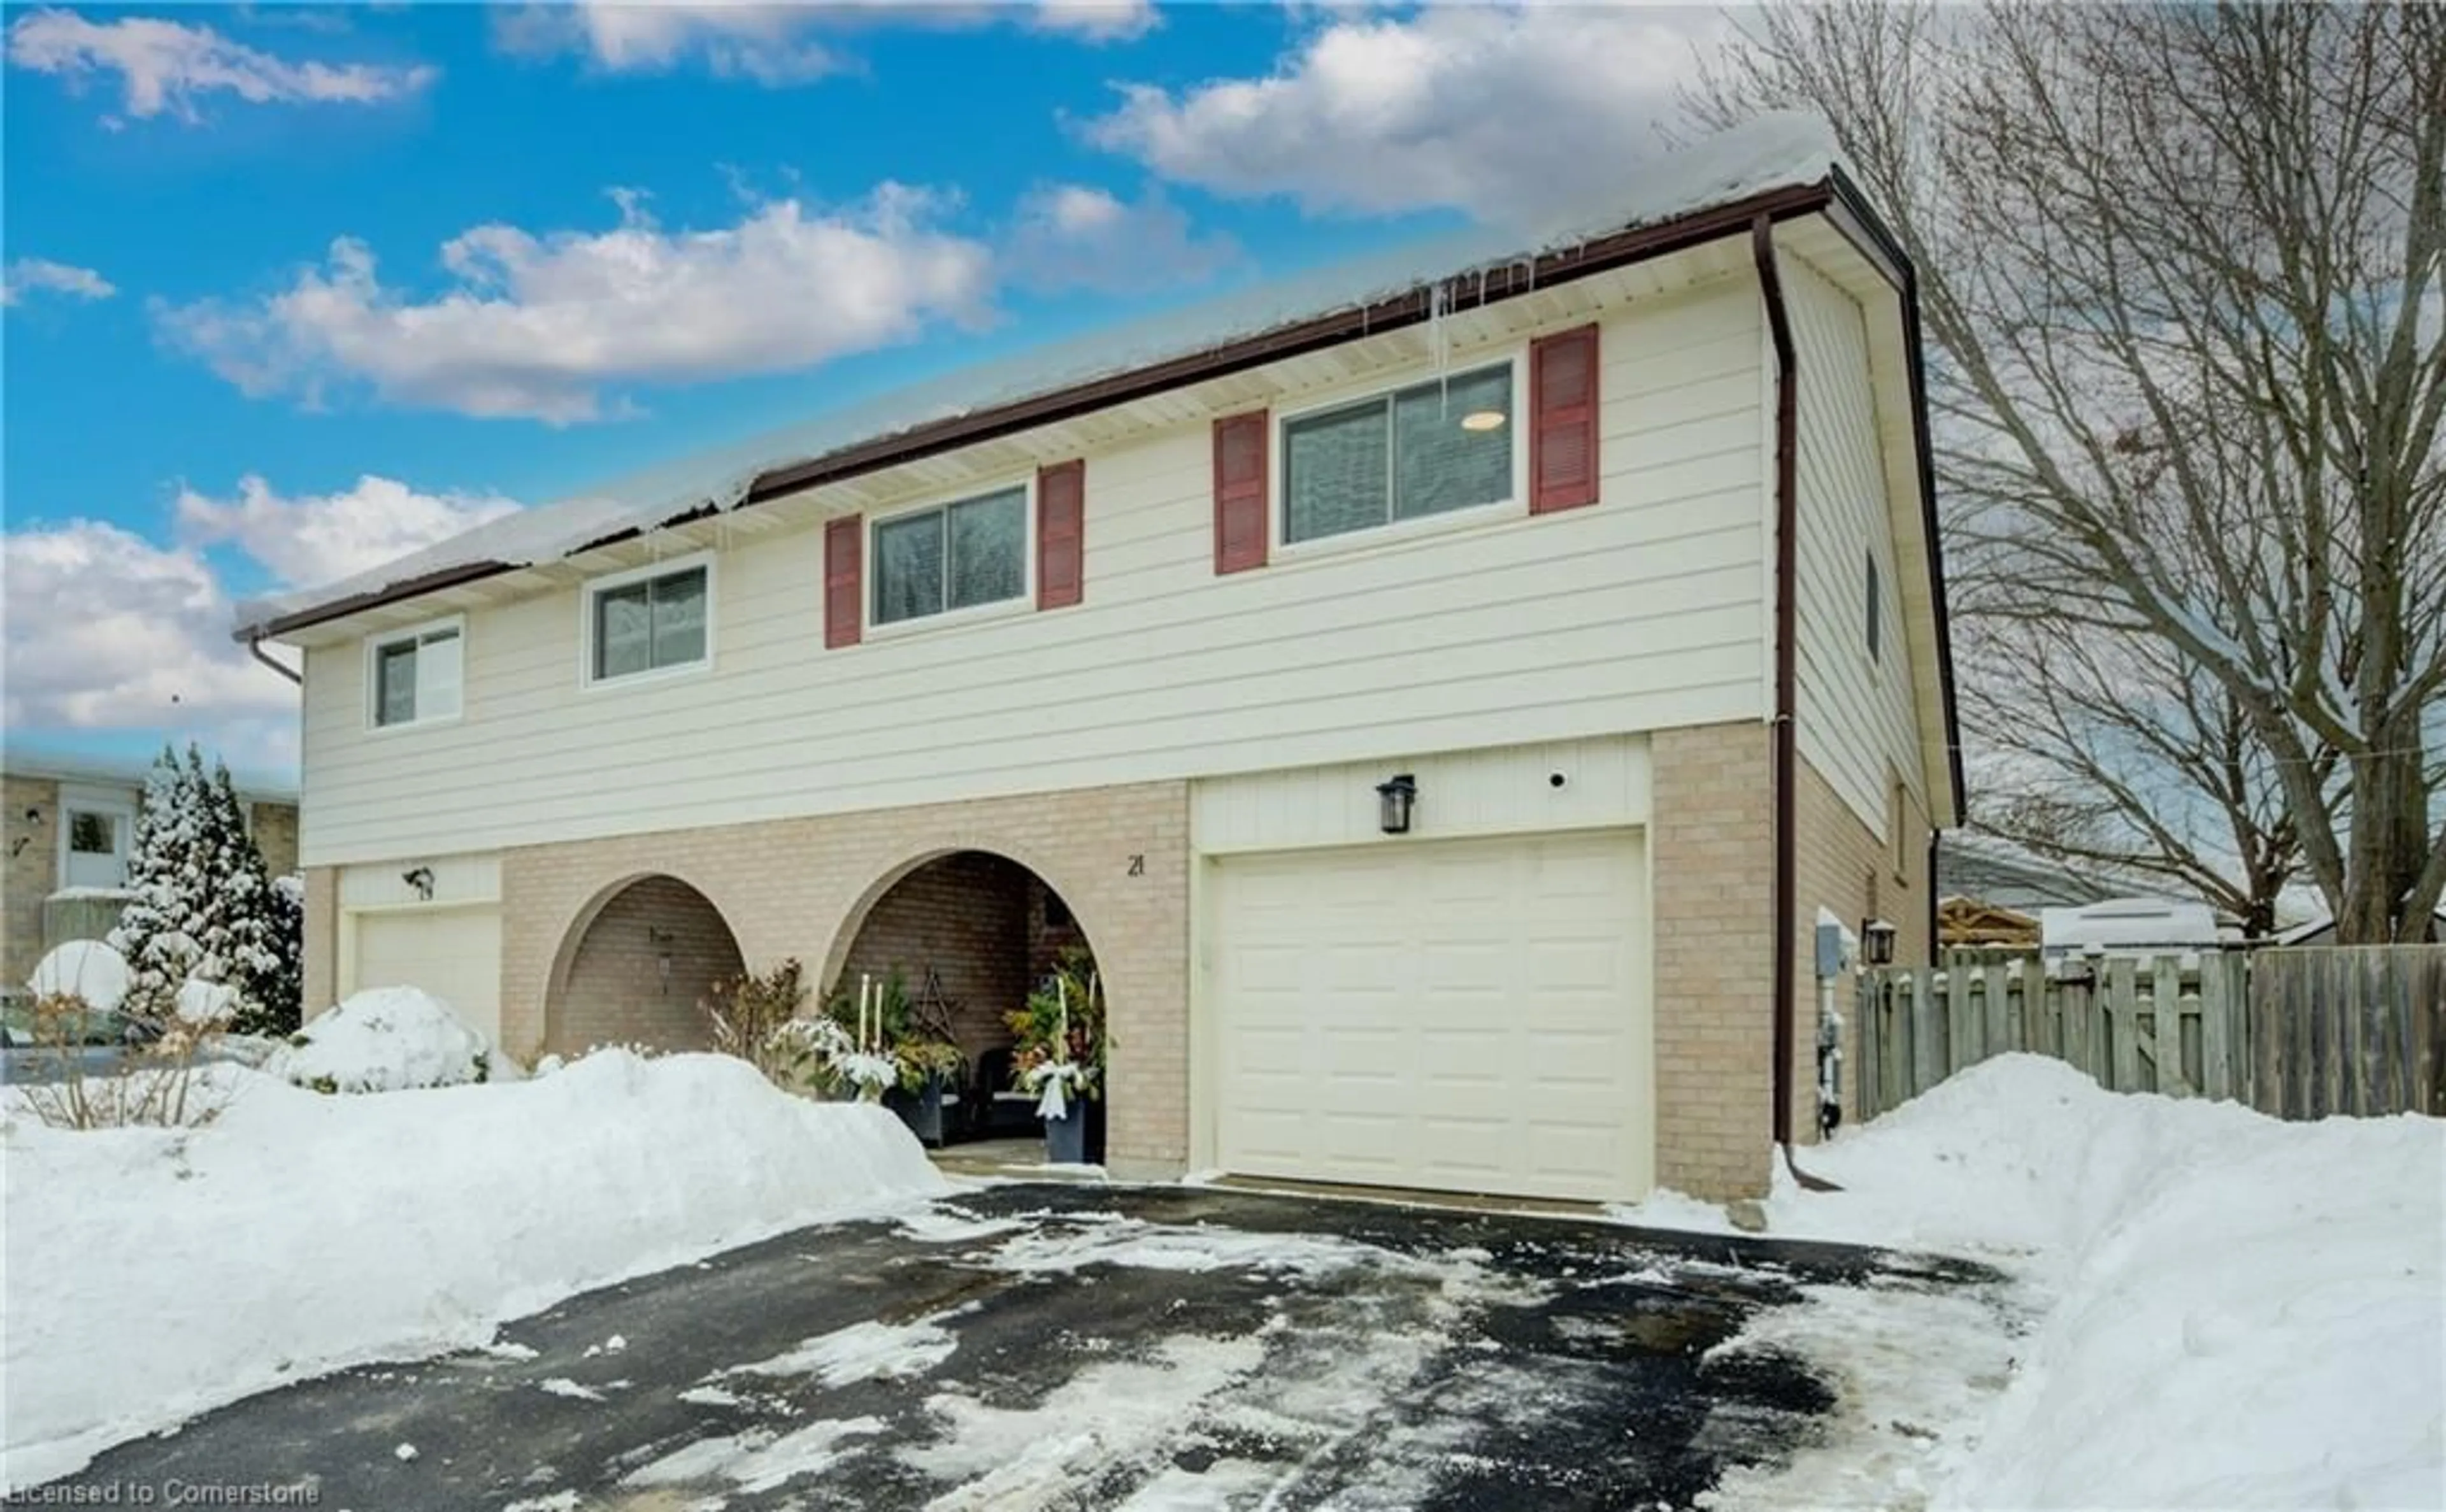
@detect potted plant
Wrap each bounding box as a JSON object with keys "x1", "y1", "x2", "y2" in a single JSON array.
[
  {"x1": 815, "y1": 969, "x2": 965, "y2": 1146},
  {"x1": 1006, "y1": 947, "x2": 1104, "y2": 1166}
]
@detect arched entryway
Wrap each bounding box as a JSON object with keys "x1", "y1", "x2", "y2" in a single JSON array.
[
  {"x1": 546, "y1": 874, "x2": 745, "y2": 1056},
  {"x1": 827, "y1": 850, "x2": 1101, "y2": 1153}
]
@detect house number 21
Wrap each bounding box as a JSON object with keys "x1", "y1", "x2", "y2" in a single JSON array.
[{"x1": 1126, "y1": 854, "x2": 1145, "y2": 876}]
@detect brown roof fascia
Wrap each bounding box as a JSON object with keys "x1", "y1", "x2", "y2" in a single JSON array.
[
  {"x1": 1822, "y1": 164, "x2": 1967, "y2": 823},
  {"x1": 252, "y1": 180, "x2": 1838, "y2": 643}
]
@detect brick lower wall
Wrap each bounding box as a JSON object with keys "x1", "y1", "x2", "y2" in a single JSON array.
[
  {"x1": 250, "y1": 802, "x2": 301, "y2": 881},
  {"x1": 553, "y1": 876, "x2": 745, "y2": 1053},
  {"x1": 3, "y1": 776, "x2": 61, "y2": 990},
  {"x1": 1649, "y1": 722, "x2": 1777, "y2": 1201},
  {"x1": 484, "y1": 780, "x2": 1191, "y2": 1177},
  {"x1": 1790, "y1": 755, "x2": 1931, "y2": 1138},
  {"x1": 301, "y1": 867, "x2": 339, "y2": 1013},
  {"x1": 838, "y1": 851, "x2": 1031, "y2": 1064}
]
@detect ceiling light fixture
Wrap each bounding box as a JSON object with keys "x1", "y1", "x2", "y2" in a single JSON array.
[{"x1": 1459, "y1": 410, "x2": 1507, "y2": 432}]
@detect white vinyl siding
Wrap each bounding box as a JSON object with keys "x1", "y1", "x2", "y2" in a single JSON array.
[
  {"x1": 295, "y1": 280, "x2": 1769, "y2": 866},
  {"x1": 1787, "y1": 255, "x2": 1926, "y2": 835},
  {"x1": 369, "y1": 621, "x2": 463, "y2": 729}
]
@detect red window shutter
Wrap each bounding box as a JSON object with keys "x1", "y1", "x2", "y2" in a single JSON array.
[
  {"x1": 1037, "y1": 459, "x2": 1085, "y2": 610},
  {"x1": 1530, "y1": 324, "x2": 1602, "y2": 514},
  {"x1": 824, "y1": 515, "x2": 862, "y2": 648},
  {"x1": 1212, "y1": 411, "x2": 1269, "y2": 574}
]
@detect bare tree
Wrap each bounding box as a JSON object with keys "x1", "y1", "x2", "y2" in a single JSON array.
[{"x1": 1698, "y1": 2, "x2": 2446, "y2": 941}]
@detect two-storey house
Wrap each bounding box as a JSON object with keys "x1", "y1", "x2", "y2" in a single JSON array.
[{"x1": 236, "y1": 117, "x2": 1961, "y2": 1203}]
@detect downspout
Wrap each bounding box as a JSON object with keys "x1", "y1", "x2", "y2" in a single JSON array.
[
  {"x1": 247, "y1": 634, "x2": 303, "y2": 686},
  {"x1": 1928, "y1": 829, "x2": 1942, "y2": 965},
  {"x1": 1752, "y1": 215, "x2": 1836, "y2": 1192}
]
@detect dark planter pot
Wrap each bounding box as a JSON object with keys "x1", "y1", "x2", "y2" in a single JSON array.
[
  {"x1": 1085, "y1": 1097, "x2": 1106, "y2": 1166},
  {"x1": 887, "y1": 1079, "x2": 950, "y2": 1148},
  {"x1": 1043, "y1": 1104, "x2": 1088, "y2": 1165}
]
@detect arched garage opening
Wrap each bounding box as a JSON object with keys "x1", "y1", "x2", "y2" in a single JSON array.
[
  {"x1": 829, "y1": 850, "x2": 1099, "y2": 1153},
  {"x1": 546, "y1": 874, "x2": 745, "y2": 1057}
]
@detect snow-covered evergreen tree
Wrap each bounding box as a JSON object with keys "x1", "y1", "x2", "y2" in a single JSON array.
[
  {"x1": 201, "y1": 761, "x2": 286, "y2": 1035},
  {"x1": 264, "y1": 874, "x2": 306, "y2": 1034},
  {"x1": 107, "y1": 746, "x2": 206, "y2": 1024},
  {"x1": 104, "y1": 746, "x2": 295, "y2": 1032}
]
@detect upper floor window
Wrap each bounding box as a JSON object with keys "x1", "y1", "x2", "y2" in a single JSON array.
[
  {"x1": 588, "y1": 559, "x2": 710, "y2": 683},
  {"x1": 1282, "y1": 361, "x2": 1515, "y2": 546},
  {"x1": 370, "y1": 620, "x2": 463, "y2": 728},
  {"x1": 873, "y1": 485, "x2": 1026, "y2": 627}
]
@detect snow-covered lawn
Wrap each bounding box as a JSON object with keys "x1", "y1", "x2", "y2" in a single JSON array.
[
  {"x1": 1690, "y1": 1054, "x2": 2445, "y2": 1511},
  {"x1": 1, "y1": 1050, "x2": 947, "y2": 1488}
]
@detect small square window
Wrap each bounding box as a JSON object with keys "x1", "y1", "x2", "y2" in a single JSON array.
[
  {"x1": 591, "y1": 566, "x2": 708, "y2": 681},
  {"x1": 371, "y1": 623, "x2": 463, "y2": 727},
  {"x1": 1866, "y1": 550, "x2": 1884, "y2": 664},
  {"x1": 1284, "y1": 362, "x2": 1513, "y2": 545},
  {"x1": 68, "y1": 811, "x2": 116, "y2": 855},
  {"x1": 873, "y1": 487, "x2": 1027, "y2": 627}
]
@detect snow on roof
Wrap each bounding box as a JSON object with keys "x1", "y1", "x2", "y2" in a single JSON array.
[
  {"x1": 2038, "y1": 896, "x2": 2224, "y2": 955},
  {"x1": 236, "y1": 113, "x2": 1845, "y2": 639}
]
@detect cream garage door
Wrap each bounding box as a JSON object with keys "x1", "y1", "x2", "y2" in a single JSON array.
[
  {"x1": 348, "y1": 906, "x2": 503, "y2": 1048},
  {"x1": 1212, "y1": 830, "x2": 1650, "y2": 1203}
]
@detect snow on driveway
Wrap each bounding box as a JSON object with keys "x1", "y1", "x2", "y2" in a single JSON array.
[{"x1": 20, "y1": 1183, "x2": 2005, "y2": 1509}]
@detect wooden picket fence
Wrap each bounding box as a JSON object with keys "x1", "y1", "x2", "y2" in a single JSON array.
[{"x1": 1854, "y1": 945, "x2": 2446, "y2": 1122}]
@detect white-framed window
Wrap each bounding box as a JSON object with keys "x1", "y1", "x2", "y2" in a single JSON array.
[
  {"x1": 1278, "y1": 357, "x2": 1520, "y2": 547},
  {"x1": 57, "y1": 788, "x2": 135, "y2": 890},
  {"x1": 367, "y1": 618, "x2": 465, "y2": 730},
  {"x1": 583, "y1": 554, "x2": 713, "y2": 685},
  {"x1": 871, "y1": 483, "x2": 1030, "y2": 629}
]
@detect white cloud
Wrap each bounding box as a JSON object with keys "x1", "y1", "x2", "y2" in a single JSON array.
[
  {"x1": 1009, "y1": 183, "x2": 1238, "y2": 294},
  {"x1": 155, "y1": 185, "x2": 996, "y2": 423},
  {"x1": 492, "y1": 1, "x2": 848, "y2": 85},
  {"x1": 493, "y1": 0, "x2": 1155, "y2": 82},
  {"x1": 176, "y1": 474, "x2": 522, "y2": 591},
  {"x1": 1083, "y1": 3, "x2": 1727, "y2": 225},
  {"x1": 1028, "y1": 0, "x2": 1157, "y2": 43},
  {"x1": 2, "y1": 257, "x2": 115, "y2": 308},
  {"x1": 4, "y1": 476, "x2": 520, "y2": 761},
  {"x1": 0, "y1": 522, "x2": 297, "y2": 746},
  {"x1": 4, "y1": 7, "x2": 436, "y2": 124}
]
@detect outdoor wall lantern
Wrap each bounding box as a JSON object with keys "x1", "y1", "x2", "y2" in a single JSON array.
[
  {"x1": 1861, "y1": 917, "x2": 1898, "y2": 968},
  {"x1": 1375, "y1": 774, "x2": 1418, "y2": 836},
  {"x1": 647, "y1": 927, "x2": 676, "y2": 992},
  {"x1": 401, "y1": 866, "x2": 435, "y2": 901}
]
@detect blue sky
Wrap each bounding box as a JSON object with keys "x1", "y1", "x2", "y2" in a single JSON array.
[{"x1": 3, "y1": 1, "x2": 1718, "y2": 773}]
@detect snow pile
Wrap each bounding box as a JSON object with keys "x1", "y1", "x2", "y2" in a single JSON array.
[
  {"x1": 265, "y1": 986, "x2": 505, "y2": 1093},
  {"x1": 1, "y1": 1050, "x2": 948, "y2": 1486},
  {"x1": 1727, "y1": 1055, "x2": 2445, "y2": 1511},
  {"x1": 25, "y1": 939, "x2": 130, "y2": 1011}
]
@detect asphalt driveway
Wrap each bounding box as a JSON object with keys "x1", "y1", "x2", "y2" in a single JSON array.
[{"x1": 36, "y1": 1183, "x2": 2001, "y2": 1510}]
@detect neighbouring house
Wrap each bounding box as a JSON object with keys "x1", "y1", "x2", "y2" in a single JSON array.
[
  {"x1": 1, "y1": 745, "x2": 300, "y2": 995},
  {"x1": 2038, "y1": 896, "x2": 2224, "y2": 972},
  {"x1": 234, "y1": 117, "x2": 1962, "y2": 1204}
]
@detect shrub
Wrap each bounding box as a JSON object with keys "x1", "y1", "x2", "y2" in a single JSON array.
[{"x1": 11, "y1": 990, "x2": 231, "y2": 1130}]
